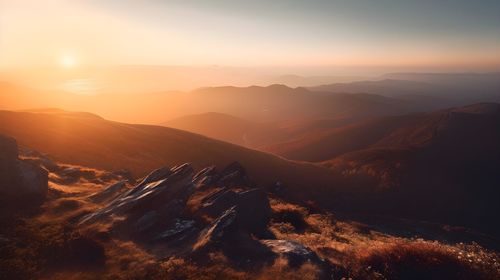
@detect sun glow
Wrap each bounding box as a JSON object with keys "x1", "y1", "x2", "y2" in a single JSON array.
[{"x1": 59, "y1": 54, "x2": 77, "y2": 68}]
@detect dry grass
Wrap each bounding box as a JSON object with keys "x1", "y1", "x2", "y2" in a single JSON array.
[
  {"x1": 156, "y1": 254, "x2": 322, "y2": 280},
  {"x1": 2, "y1": 161, "x2": 498, "y2": 280},
  {"x1": 269, "y1": 199, "x2": 500, "y2": 279},
  {"x1": 355, "y1": 240, "x2": 500, "y2": 280}
]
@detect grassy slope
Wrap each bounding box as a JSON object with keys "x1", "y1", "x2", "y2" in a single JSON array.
[{"x1": 0, "y1": 110, "x2": 349, "y2": 199}]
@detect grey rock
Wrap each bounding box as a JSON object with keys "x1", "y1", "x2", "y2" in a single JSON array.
[
  {"x1": 89, "y1": 181, "x2": 128, "y2": 203},
  {"x1": 156, "y1": 219, "x2": 196, "y2": 241},
  {"x1": 194, "y1": 206, "x2": 237, "y2": 251},
  {"x1": 80, "y1": 164, "x2": 195, "y2": 227},
  {"x1": 134, "y1": 211, "x2": 158, "y2": 233},
  {"x1": 200, "y1": 190, "x2": 239, "y2": 218},
  {"x1": 261, "y1": 239, "x2": 321, "y2": 266},
  {"x1": 17, "y1": 160, "x2": 49, "y2": 197}
]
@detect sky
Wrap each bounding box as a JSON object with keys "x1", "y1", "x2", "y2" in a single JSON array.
[{"x1": 1, "y1": 0, "x2": 500, "y2": 70}]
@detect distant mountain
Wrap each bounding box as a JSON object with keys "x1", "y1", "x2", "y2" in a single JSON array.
[
  {"x1": 309, "y1": 79, "x2": 445, "y2": 97},
  {"x1": 309, "y1": 73, "x2": 500, "y2": 105},
  {"x1": 383, "y1": 72, "x2": 500, "y2": 89},
  {"x1": 1, "y1": 81, "x2": 437, "y2": 124},
  {"x1": 181, "y1": 84, "x2": 433, "y2": 122},
  {"x1": 263, "y1": 74, "x2": 367, "y2": 87},
  {"x1": 383, "y1": 72, "x2": 500, "y2": 101}
]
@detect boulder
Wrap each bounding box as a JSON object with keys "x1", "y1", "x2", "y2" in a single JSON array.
[
  {"x1": 217, "y1": 161, "x2": 250, "y2": 187},
  {"x1": 0, "y1": 135, "x2": 48, "y2": 199},
  {"x1": 235, "y1": 188, "x2": 271, "y2": 234},
  {"x1": 0, "y1": 135, "x2": 19, "y2": 186},
  {"x1": 17, "y1": 160, "x2": 49, "y2": 197},
  {"x1": 199, "y1": 189, "x2": 239, "y2": 217},
  {"x1": 197, "y1": 188, "x2": 271, "y2": 234}
]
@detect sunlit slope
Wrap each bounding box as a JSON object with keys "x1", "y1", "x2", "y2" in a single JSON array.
[
  {"x1": 164, "y1": 112, "x2": 292, "y2": 148},
  {"x1": 0, "y1": 109, "x2": 345, "y2": 197}
]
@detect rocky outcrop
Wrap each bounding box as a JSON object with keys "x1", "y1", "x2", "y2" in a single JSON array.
[
  {"x1": 80, "y1": 163, "x2": 259, "y2": 252},
  {"x1": 0, "y1": 135, "x2": 48, "y2": 200},
  {"x1": 79, "y1": 161, "x2": 328, "y2": 270}
]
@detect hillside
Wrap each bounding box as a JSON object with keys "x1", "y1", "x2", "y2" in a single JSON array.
[
  {"x1": 0, "y1": 109, "x2": 347, "y2": 201},
  {"x1": 264, "y1": 115, "x2": 425, "y2": 161},
  {"x1": 2, "y1": 105, "x2": 500, "y2": 235},
  {"x1": 323, "y1": 103, "x2": 500, "y2": 233},
  {"x1": 163, "y1": 112, "x2": 290, "y2": 148},
  {"x1": 2, "y1": 143, "x2": 497, "y2": 279}
]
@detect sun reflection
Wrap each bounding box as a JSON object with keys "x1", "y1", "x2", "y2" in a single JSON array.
[{"x1": 61, "y1": 79, "x2": 100, "y2": 95}]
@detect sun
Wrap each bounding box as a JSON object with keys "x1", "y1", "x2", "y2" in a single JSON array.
[{"x1": 59, "y1": 54, "x2": 77, "y2": 68}]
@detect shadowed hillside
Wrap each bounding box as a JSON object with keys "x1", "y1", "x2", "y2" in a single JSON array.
[
  {"x1": 264, "y1": 115, "x2": 425, "y2": 161},
  {"x1": 322, "y1": 103, "x2": 500, "y2": 234}
]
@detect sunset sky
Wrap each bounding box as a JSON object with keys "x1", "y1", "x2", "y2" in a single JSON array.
[{"x1": 1, "y1": 0, "x2": 499, "y2": 70}]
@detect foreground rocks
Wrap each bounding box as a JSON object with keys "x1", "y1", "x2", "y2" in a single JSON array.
[
  {"x1": 80, "y1": 161, "x2": 327, "y2": 269},
  {"x1": 0, "y1": 135, "x2": 48, "y2": 200}
]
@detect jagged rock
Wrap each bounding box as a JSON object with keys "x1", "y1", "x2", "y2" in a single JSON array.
[
  {"x1": 261, "y1": 240, "x2": 322, "y2": 267},
  {"x1": 80, "y1": 164, "x2": 195, "y2": 233},
  {"x1": 193, "y1": 166, "x2": 217, "y2": 182},
  {"x1": 155, "y1": 219, "x2": 196, "y2": 241},
  {"x1": 193, "y1": 166, "x2": 218, "y2": 188},
  {"x1": 80, "y1": 162, "x2": 274, "y2": 261},
  {"x1": 0, "y1": 135, "x2": 48, "y2": 199},
  {"x1": 234, "y1": 189, "x2": 270, "y2": 234},
  {"x1": 199, "y1": 189, "x2": 239, "y2": 218},
  {"x1": 135, "y1": 166, "x2": 172, "y2": 188},
  {"x1": 89, "y1": 181, "x2": 128, "y2": 203},
  {"x1": 194, "y1": 206, "x2": 238, "y2": 251},
  {"x1": 217, "y1": 162, "x2": 250, "y2": 187},
  {"x1": 197, "y1": 188, "x2": 270, "y2": 234}
]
